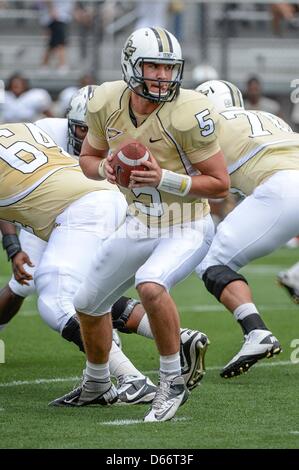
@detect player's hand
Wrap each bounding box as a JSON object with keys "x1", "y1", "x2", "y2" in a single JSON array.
[
  {"x1": 105, "y1": 153, "x2": 117, "y2": 184},
  {"x1": 12, "y1": 252, "x2": 34, "y2": 285},
  {"x1": 129, "y1": 154, "x2": 162, "y2": 188}
]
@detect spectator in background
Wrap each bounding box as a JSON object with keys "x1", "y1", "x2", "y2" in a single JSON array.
[
  {"x1": 37, "y1": 0, "x2": 74, "y2": 73},
  {"x1": 291, "y1": 101, "x2": 299, "y2": 133},
  {"x1": 244, "y1": 76, "x2": 282, "y2": 116},
  {"x1": 2, "y1": 73, "x2": 53, "y2": 123},
  {"x1": 270, "y1": 3, "x2": 299, "y2": 36}
]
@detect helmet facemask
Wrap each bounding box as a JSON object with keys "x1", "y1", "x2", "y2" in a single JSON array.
[
  {"x1": 66, "y1": 85, "x2": 95, "y2": 156},
  {"x1": 67, "y1": 119, "x2": 88, "y2": 157},
  {"x1": 126, "y1": 57, "x2": 184, "y2": 102}
]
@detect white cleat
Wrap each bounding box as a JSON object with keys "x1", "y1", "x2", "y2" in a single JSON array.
[
  {"x1": 221, "y1": 329, "x2": 282, "y2": 379},
  {"x1": 144, "y1": 375, "x2": 189, "y2": 423}
]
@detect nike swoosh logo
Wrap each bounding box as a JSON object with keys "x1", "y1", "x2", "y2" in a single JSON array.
[
  {"x1": 63, "y1": 396, "x2": 79, "y2": 405},
  {"x1": 154, "y1": 401, "x2": 176, "y2": 420},
  {"x1": 126, "y1": 384, "x2": 147, "y2": 401},
  {"x1": 149, "y1": 137, "x2": 162, "y2": 143}
]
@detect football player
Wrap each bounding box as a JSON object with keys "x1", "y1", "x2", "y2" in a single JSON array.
[
  {"x1": 0, "y1": 119, "x2": 131, "y2": 406},
  {"x1": 193, "y1": 79, "x2": 299, "y2": 378},
  {"x1": 110, "y1": 80, "x2": 299, "y2": 380},
  {"x1": 53, "y1": 27, "x2": 229, "y2": 422},
  {"x1": 0, "y1": 87, "x2": 205, "y2": 404}
]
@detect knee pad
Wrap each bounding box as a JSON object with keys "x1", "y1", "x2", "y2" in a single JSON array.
[
  {"x1": 111, "y1": 296, "x2": 140, "y2": 334},
  {"x1": 202, "y1": 265, "x2": 248, "y2": 301},
  {"x1": 61, "y1": 316, "x2": 85, "y2": 353}
]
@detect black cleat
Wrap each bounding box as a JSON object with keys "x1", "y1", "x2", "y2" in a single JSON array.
[
  {"x1": 49, "y1": 379, "x2": 118, "y2": 407},
  {"x1": 180, "y1": 328, "x2": 210, "y2": 390}
]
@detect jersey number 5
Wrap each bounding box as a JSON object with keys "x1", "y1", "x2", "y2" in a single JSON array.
[{"x1": 195, "y1": 109, "x2": 215, "y2": 137}]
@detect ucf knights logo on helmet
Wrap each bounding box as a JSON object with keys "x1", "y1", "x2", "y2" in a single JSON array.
[{"x1": 123, "y1": 38, "x2": 136, "y2": 61}]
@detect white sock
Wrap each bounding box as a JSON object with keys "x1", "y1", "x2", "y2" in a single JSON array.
[
  {"x1": 233, "y1": 303, "x2": 259, "y2": 321},
  {"x1": 137, "y1": 315, "x2": 153, "y2": 338},
  {"x1": 160, "y1": 352, "x2": 181, "y2": 377},
  {"x1": 85, "y1": 360, "x2": 110, "y2": 382},
  {"x1": 109, "y1": 341, "x2": 143, "y2": 380}
]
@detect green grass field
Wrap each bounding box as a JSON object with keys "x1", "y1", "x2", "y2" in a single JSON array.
[{"x1": 0, "y1": 247, "x2": 299, "y2": 449}]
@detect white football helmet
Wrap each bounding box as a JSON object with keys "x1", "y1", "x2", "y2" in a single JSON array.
[
  {"x1": 121, "y1": 26, "x2": 184, "y2": 102},
  {"x1": 67, "y1": 85, "x2": 96, "y2": 156},
  {"x1": 195, "y1": 80, "x2": 244, "y2": 113}
]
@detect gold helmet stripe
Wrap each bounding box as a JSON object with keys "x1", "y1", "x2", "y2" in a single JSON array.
[{"x1": 150, "y1": 27, "x2": 173, "y2": 53}]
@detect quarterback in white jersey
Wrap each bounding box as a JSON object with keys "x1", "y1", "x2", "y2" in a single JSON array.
[
  {"x1": 54, "y1": 27, "x2": 229, "y2": 422},
  {"x1": 194, "y1": 79, "x2": 299, "y2": 378}
]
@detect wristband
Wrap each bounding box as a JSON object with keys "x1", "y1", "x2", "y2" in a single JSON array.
[
  {"x1": 98, "y1": 159, "x2": 106, "y2": 178},
  {"x1": 157, "y1": 169, "x2": 192, "y2": 197},
  {"x1": 2, "y1": 234, "x2": 22, "y2": 261}
]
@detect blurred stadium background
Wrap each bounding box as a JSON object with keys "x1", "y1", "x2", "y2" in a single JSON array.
[{"x1": 1, "y1": 0, "x2": 299, "y2": 124}]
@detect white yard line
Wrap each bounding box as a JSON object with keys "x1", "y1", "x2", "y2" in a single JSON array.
[
  {"x1": 0, "y1": 376, "x2": 81, "y2": 387},
  {"x1": 99, "y1": 417, "x2": 187, "y2": 426},
  {"x1": 0, "y1": 361, "x2": 296, "y2": 388},
  {"x1": 241, "y1": 265, "x2": 285, "y2": 275}
]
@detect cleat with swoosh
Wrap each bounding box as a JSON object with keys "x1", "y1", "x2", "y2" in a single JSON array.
[
  {"x1": 144, "y1": 375, "x2": 189, "y2": 423},
  {"x1": 117, "y1": 376, "x2": 157, "y2": 404}
]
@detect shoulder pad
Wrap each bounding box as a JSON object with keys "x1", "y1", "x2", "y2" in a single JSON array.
[
  {"x1": 87, "y1": 81, "x2": 127, "y2": 114},
  {"x1": 171, "y1": 89, "x2": 216, "y2": 132}
]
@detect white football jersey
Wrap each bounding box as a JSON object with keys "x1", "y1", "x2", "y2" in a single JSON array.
[{"x1": 35, "y1": 117, "x2": 69, "y2": 154}]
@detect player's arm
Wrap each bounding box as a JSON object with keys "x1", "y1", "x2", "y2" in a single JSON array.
[
  {"x1": 130, "y1": 149, "x2": 229, "y2": 198},
  {"x1": 79, "y1": 87, "x2": 116, "y2": 182},
  {"x1": 79, "y1": 135, "x2": 110, "y2": 181},
  {"x1": 131, "y1": 96, "x2": 229, "y2": 197},
  {"x1": 0, "y1": 221, "x2": 34, "y2": 285},
  {"x1": 0, "y1": 221, "x2": 21, "y2": 259},
  {"x1": 187, "y1": 150, "x2": 229, "y2": 198}
]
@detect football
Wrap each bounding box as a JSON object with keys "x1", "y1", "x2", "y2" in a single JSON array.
[{"x1": 110, "y1": 141, "x2": 150, "y2": 188}]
